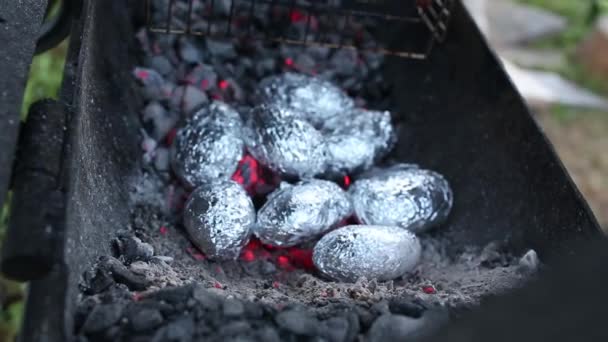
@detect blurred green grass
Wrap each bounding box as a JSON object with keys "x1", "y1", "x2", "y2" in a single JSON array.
[
  {"x1": 1, "y1": 0, "x2": 608, "y2": 340},
  {"x1": 517, "y1": 0, "x2": 608, "y2": 95}
]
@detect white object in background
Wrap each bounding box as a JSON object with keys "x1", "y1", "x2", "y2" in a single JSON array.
[{"x1": 502, "y1": 58, "x2": 608, "y2": 111}]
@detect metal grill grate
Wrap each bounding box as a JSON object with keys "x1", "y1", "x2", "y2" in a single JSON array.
[{"x1": 145, "y1": 0, "x2": 454, "y2": 59}]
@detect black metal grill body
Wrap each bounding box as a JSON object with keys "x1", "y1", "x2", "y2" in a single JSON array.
[{"x1": 5, "y1": 0, "x2": 603, "y2": 340}]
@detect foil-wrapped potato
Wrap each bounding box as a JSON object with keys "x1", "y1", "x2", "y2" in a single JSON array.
[
  {"x1": 254, "y1": 180, "x2": 353, "y2": 247},
  {"x1": 313, "y1": 225, "x2": 421, "y2": 282}
]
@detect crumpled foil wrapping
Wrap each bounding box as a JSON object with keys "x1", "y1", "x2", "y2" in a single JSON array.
[
  {"x1": 183, "y1": 180, "x2": 255, "y2": 260},
  {"x1": 323, "y1": 109, "x2": 396, "y2": 175},
  {"x1": 349, "y1": 164, "x2": 453, "y2": 233},
  {"x1": 256, "y1": 73, "x2": 354, "y2": 128},
  {"x1": 172, "y1": 101, "x2": 244, "y2": 187},
  {"x1": 254, "y1": 180, "x2": 353, "y2": 247},
  {"x1": 313, "y1": 225, "x2": 421, "y2": 282},
  {"x1": 245, "y1": 102, "x2": 327, "y2": 178}
]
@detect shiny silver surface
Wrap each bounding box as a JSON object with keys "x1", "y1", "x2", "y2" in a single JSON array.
[
  {"x1": 183, "y1": 180, "x2": 255, "y2": 260},
  {"x1": 172, "y1": 101, "x2": 244, "y2": 187},
  {"x1": 245, "y1": 102, "x2": 327, "y2": 178},
  {"x1": 323, "y1": 108, "x2": 395, "y2": 175},
  {"x1": 313, "y1": 225, "x2": 421, "y2": 282},
  {"x1": 254, "y1": 179, "x2": 353, "y2": 247},
  {"x1": 256, "y1": 73, "x2": 354, "y2": 128},
  {"x1": 349, "y1": 164, "x2": 453, "y2": 233}
]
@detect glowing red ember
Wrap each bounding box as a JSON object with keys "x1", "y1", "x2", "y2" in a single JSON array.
[
  {"x1": 422, "y1": 285, "x2": 436, "y2": 294},
  {"x1": 218, "y1": 80, "x2": 230, "y2": 90},
  {"x1": 186, "y1": 247, "x2": 206, "y2": 261},
  {"x1": 343, "y1": 175, "x2": 351, "y2": 188},
  {"x1": 231, "y1": 154, "x2": 280, "y2": 196},
  {"x1": 241, "y1": 249, "x2": 255, "y2": 262},
  {"x1": 290, "y1": 10, "x2": 305, "y2": 23}
]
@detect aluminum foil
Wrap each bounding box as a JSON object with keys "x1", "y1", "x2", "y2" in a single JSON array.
[
  {"x1": 183, "y1": 180, "x2": 255, "y2": 260},
  {"x1": 172, "y1": 101, "x2": 244, "y2": 188},
  {"x1": 245, "y1": 102, "x2": 327, "y2": 178},
  {"x1": 323, "y1": 109, "x2": 395, "y2": 175},
  {"x1": 256, "y1": 73, "x2": 354, "y2": 128},
  {"x1": 349, "y1": 164, "x2": 453, "y2": 234},
  {"x1": 254, "y1": 180, "x2": 353, "y2": 247},
  {"x1": 313, "y1": 225, "x2": 421, "y2": 282}
]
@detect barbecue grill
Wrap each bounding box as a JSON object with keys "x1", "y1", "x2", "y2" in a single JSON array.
[{"x1": 0, "y1": 1, "x2": 604, "y2": 341}]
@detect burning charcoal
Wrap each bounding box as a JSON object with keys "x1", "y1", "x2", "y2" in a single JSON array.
[
  {"x1": 133, "y1": 66, "x2": 172, "y2": 101},
  {"x1": 154, "y1": 147, "x2": 170, "y2": 172},
  {"x1": 255, "y1": 73, "x2": 354, "y2": 128},
  {"x1": 172, "y1": 101, "x2": 244, "y2": 187},
  {"x1": 349, "y1": 164, "x2": 453, "y2": 233},
  {"x1": 179, "y1": 38, "x2": 202, "y2": 64},
  {"x1": 146, "y1": 55, "x2": 174, "y2": 77},
  {"x1": 254, "y1": 58, "x2": 277, "y2": 79},
  {"x1": 329, "y1": 49, "x2": 360, "y2": 77},
  {"x1": 183, "y1": 180, "x2": 255, "y2": 260},
  {"x1": 313, "y1": 225, "x2": 421, "y2": 282},
  {"x1": 206, "y1": 39, "x2": 237, "y2": 59},
  {"x1": 293, "y1": 53, "x2": 317, "y2": 75},
  {"x1": 142, "y1": 101, "x2": 177, "y2": 140},
  {"x1": 323, "y1": 109, "x2": 395, "y2": 175},
  {"x1": 254, "y1": 180, "x2": 353, "y2": 247},
  {"x1": 245, "y1": 103, "x2": 327, "y2": 178},
  {"x1": 185, "y1": 63, "x2": 218, "y2": 92},
  {"x1": 169, "y1": 85, "x2": 209, "y2": 115}
]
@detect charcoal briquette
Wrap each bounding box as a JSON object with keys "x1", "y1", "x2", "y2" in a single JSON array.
[
  {"x1": 223, "y1": 298, "x2": 246, "y2": 317},
  {"x1": 275, "y1": 310, "x2": 320, "y2": 336},
  {"x1": 129, "y1": 307, "x2": 164, "y2": 332},
  {"x1": 169, "y1": 85, "x2": 209, "y2": 115},
  {"x1": 82, "y1": 303, "x2": 125, "y2": 334},
  {"x1": 367, "y1": 314, "x2": 426, "y2": 342}
]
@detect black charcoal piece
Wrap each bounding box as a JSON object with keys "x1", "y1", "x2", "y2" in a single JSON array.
[
  {"x1": 100, "y1": 256, "x2": 151, "y2": 291},
  {"x1": 275, "y1": 310, "x2": 320, "y2": 336},
  {"x1": 142, "y1": 101, "x2": 176, "y2": 141},
  {"x1": 82, "y1": 304, "x2": 124, "y2": 334},
  {"x1": 169, "y1": 85, "x2": 209, "y2": 115},
  {"x1": 223, "y1": 298, "x2": 245, "y2": 317},
  {"x1": 114, "y1": 234, "x2": 154, "y2": 263},
  {"x1": 129, "y1": 307, "x2": 164, "y2": 332},
  {"x1": 367, "y1": 314, "x2": 426, "y2": 342}
]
